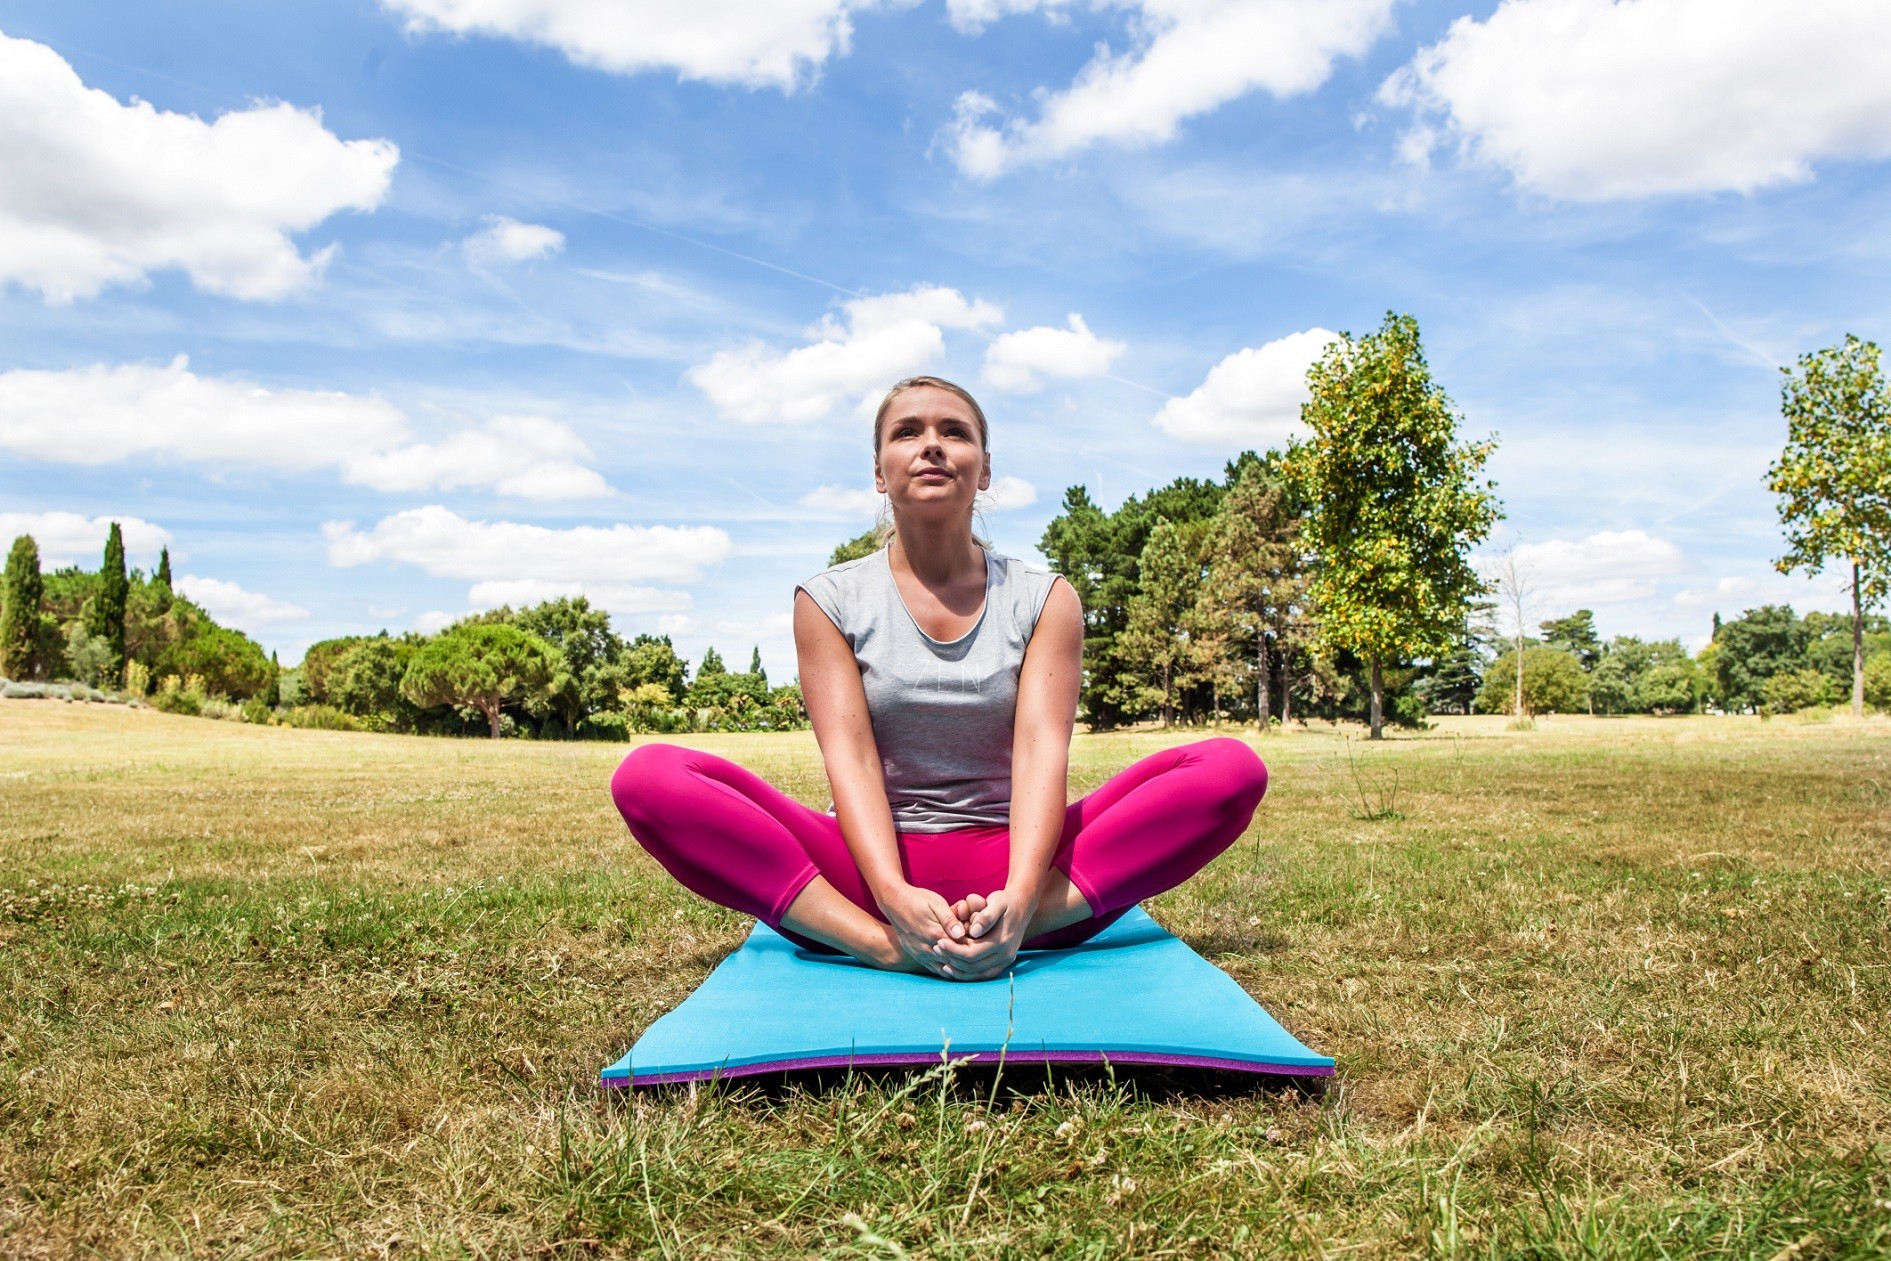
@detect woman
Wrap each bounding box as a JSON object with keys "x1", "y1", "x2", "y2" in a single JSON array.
[{"x1": 612, "y1": 376, "x2": 1267, "y2": 981}]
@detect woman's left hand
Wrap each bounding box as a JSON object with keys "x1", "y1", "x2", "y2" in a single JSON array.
[{"x1": 934, "y1": 888, "x2": 1032, "y2": 981}]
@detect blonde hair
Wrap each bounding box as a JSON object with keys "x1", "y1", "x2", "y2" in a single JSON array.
[
  {"x1": 868, "y1": 376, "x2": 992, "y2": 550},
  {"x1": 872, "y1": 376, "x2": 989, "y2": 454}
]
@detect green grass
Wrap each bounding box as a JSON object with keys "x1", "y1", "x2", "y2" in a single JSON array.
[{"x1": 2, "y1": 701, "x2": 1888, "y2": 1258}]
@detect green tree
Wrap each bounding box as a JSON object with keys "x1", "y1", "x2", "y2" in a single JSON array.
[
  {"x1": 623, "y1": 634, "x2": 688, "y2": 702},
  {"x1": 153, "y1": 546, "x2": 173, "y2": 613},
  {"x1": 400, "y1": 624, "x2": 559, "y2": 738},
  {"x1": 1117, "y1": 519, "x2": 1208, "y2": 726},
  {"x1": 2, "y1": 535, "x2": 47, "y2": 680},
  {"x1": 158, "y1": 622, "x2": 274, "y2": 699},
  {"x1": 86, "y1": 522, "x2": 129, "y2": 686},
  {"x1": 748, "y1": 645, "x2": 767, "y2": 688},
  {"x1": 1475, "y1": 647, "x2": 1587, "y2": 716},
  {"x1": 698, "y1": 646, "x2": 725, "y2": 679},
  {"x1": 1286, "y1": 312, "x2": 1501, "y2": 738},
  {"x1": 1710, "y1": 606, "x2": 1808, "y2": 713},
  {"x1": 329, "y1": 636, "x2": 423, "y2": 727},
  {"x1": 1197, "y1": 460, "x2": 1305, "y2": 727},
  {"x1": 1769, "y1": 335, "x2": 1891, "y2": 716},
  {"x1": 830, "y1": 527, "x2": 883, "y2": 566},
  {"x1": 511, "y1": 597, "x2": 627, "y2": 734},
  {"x1": 1540, "y1": 610, "x2": 1602, "y2": 672}
]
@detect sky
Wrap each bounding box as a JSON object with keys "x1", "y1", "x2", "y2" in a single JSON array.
[{"x1": 3, "y1": 0, "x2": 1889, "y2": 677}]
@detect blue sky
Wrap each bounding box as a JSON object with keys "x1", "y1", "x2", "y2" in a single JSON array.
[{"x1": 3, "y1": 0, "x2": 1887, "y2": 675}]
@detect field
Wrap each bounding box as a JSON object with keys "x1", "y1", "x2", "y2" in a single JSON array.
[{"x1": 2, "y1": 701, "x2": 1888, "y2": 1259}]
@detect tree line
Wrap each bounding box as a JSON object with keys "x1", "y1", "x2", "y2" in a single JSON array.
[{"x1": 0, "y1": 530, "x2": 804, "y2": 738}]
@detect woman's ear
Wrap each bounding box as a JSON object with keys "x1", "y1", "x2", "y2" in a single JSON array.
[
  {"x1": 979, "y1": 452, "x2": 992, "y2": 491},
  {"x1": 873, "y1": 457, "x2": 887, "y2": 495}
]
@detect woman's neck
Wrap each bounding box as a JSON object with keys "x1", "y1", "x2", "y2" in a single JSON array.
[{"x1": 889, "y1": 517, "x2": 981, "y2": 587}]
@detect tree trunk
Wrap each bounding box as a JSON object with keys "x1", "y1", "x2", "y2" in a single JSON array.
[
  {"x1": 1369, "y1": 657, "x2": 1384, "y2": 740},
  {"x1": 1256, "y1": 635, "x2": 1270, "y2": 729},
  {"x1": 1161, "y1": 659, "x2": 1173, "y2": 728},
  {"x1": 484, "y1": 702, "x2": 502, "y2": 739},
  {"x1": 1853, "y1": 559, "x2": 1866, "y2": 718},
  {"x1": 1514, "y1": 632, "x2": 1525, "y2": 721},
  {"x1": 1280, "y1": 661, "x2": 1292, "y2": 726}
]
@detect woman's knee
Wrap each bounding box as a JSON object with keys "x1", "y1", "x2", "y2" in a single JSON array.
[
  {"x1": 1192, "y1": 736, "x2": 1269, "y2": 808},
  {"x1": 609, "y1": 741, "x2": 690, "y2": 830}
]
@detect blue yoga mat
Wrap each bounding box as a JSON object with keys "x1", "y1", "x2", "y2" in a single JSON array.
[{"x1": 602, "y1": 907, "x2": 1333, "y2": 1086}]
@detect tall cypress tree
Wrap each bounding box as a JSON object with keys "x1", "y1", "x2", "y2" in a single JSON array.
[
  {"x1": 748, "y1": 645, "x2": 766, "y2": 688},
  {"x1": 155, "y1": 546, "x2": 173, "y2": 589},
  {"x1": 88, "y1": 523, "x2": 129, "y2": 686},
  {"x1": 2, "y1": 535, "x2": 44, "y2": 680}
]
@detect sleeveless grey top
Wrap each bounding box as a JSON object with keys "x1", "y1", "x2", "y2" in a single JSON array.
[{"x1": 797, "y1": 548, "x2": 1061, "y2": 832}]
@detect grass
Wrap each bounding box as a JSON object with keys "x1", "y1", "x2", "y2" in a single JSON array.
[{"x1": 2, "y1": 701, "x2": 1888, "y2": 1258}]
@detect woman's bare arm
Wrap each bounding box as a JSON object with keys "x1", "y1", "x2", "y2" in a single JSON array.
[{"x1": 1005, "y1": 578, "x2": 1083, "y2": 906}]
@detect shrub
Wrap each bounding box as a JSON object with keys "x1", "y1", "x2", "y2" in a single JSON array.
[
  {"x1": 581, "y1": 711, "x2": 631, "y2": 741},
  {"x1": 150, "y1": 675, "x2": 205, "y2": 716},
  {"x1": 279, "y1": 704, "x2": 360, "y2": 731},
  {"x1": 1475, "y1": 647, "x2": 1588, "y2": 716},
  {"x1": 122, "y1": 659, "x2": 150, "y2": 699},
  {"x1": 1863, "y1": 654, "x2": 1890, "y2": 712},
  {"x1": 199, "y1": 697, "x2": 238, "y2": 721},
  {"x1": 1760, "y1": 667, "x2": 1837, "y2": 715}
]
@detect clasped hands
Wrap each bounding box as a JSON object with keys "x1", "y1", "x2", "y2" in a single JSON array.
[{"x1": 876, "y1": 882, "x2": 1032, "y2": 982}]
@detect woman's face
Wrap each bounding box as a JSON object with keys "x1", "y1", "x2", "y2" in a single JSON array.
[{"x1": 874, "y1": 385, "x2": 991, "y2": 515}]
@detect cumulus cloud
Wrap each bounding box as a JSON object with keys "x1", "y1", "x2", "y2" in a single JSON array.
[
  {"x1": 945, "y1": 0, "x2": 1077, "y2": 33},
  {"x1": 980, "y1": 474, "x2": 1037, "y2": 510},
  {"x1": 1153, "y1": 327, "x2": 1337, "y2": 446},
  {"x1": 461, "y1": 215, "x2": 565, "y2": 265},
  {"x1": 1381, "y1": 0, "x2": 1891, "y2": 201},
  {"x1": 0, "y1": 32, "x2": 397, "y2": 303},
  {"x1": 0, "y1": 357, "x2": 612, "y2": 499},
  {"x1": 0, "y1": 512, "x2": 171, "y2": 568},
  {"x1": 688, "y1": 286, "x2": 1002, "y2": 423},
  {"x1": 324, "y1": 506, "x2": 732, "y2": 585},
  {"x1": 343, "y1": 415, "x2": 612, "y2": 500},
  {"x1": 1509, "y1": 530, "x2": 1688, "y2": 608},
  {"x1": 981, "y1": 314, "x2": 1125, "y2": 392},
  {"x1": 1673, "y1": 576, "x2": 1757, "y2": 609},
  {"x1": 798, "y1": 484, "x2": 886, "y2": 517},
  {"x1": 175, "y1": 575, "x2": 310, "y2": 625},
  {"x1": 382, "y1": 0, "x2": 878, "y2": 90},
  {"x1": 945, "y1": 0, "x2": 1394, "y2": 178}
]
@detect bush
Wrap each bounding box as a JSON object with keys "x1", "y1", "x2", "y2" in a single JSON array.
[
  {"x1": 278, "y1": 704, "x2": 360, "y2": 731},
  {"x1": 1476, "y1": 647, "x2": 1588, "y2": 716},
  {"x1": 150, "y1": 675, "x2": 206, "y2": 716},
  {"x1": 581, "y1": 711, "x2": 631, "y2": 741},
  {"x1": 199, "y1": 697, "x2": 238, "y2": 721},
  {"x1": 1760, "y1": 667, "x2": 1837, "y2": 715}
]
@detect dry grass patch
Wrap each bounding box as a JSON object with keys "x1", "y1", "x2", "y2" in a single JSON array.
[{"x1": 1, "y1": 702, "x2": 1888, "y2": 1257}]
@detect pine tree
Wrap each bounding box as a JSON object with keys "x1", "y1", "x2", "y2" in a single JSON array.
[
  {"x1": 699, "y1": 646, "x2": 726, "y2": 678},
  {"x1": 87, "y1": 523, "x2": 129, "y2": 686},
  {"x1": 155, "y1": 546, "x2": 172, "y2": 589},
  {"x1": 2, "y1": 535, "x2": 45, "y2": 680}
]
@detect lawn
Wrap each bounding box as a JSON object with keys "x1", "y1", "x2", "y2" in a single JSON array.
[{"x1": 2, "y1": 700, "x2": 1887, "y2": 1258}]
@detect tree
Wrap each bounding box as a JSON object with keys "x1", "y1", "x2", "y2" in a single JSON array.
[
  {"x1": 1286, "y1": 312, "x2": 1501, "y2": 738},
  {"x1": 1197, "y1": 459, "x2": 1304, "y2": 727},
  {"x1": 698, "y1": 646, "x2": 725, "y2": 679},
  {"x1": 830, "y1": 527, "x2": 883, "y2": 566},
  {"x1": 623, "y1": 634, "x2": 688, "y2": 701},
  {"x1": 1540, "y1": 610, "x2": 1602, "y2": 672},
  {"x1": 87, "y1": 522, "x2": 128, "y2": 687},
  {"x1": 748, "y1": 645, "x2": 767, "y2": 688},
  {"x1": 329, "y1": 636, "x2": 423, "y2": 727},
  {"x1": 1490, "y1": 548, "x2": 1533, "y2": 723},
  {"x1": 1117, "y1": 520, "x2": 1208, "y2": 726},
  {"x1": 1475, "y1": 647, "x2": 1587, "y2": 716},
  {"x1": 401, "y1": 624, "x2": 559, "y2": 738},
  {"x1": 1710, "y1": 606, "x2": 1808, "y2": 713},
  {"x1": 510, "y1": 597, "x2": 626, "y2": 733},
  {"x1": 2, "y1": 535, "x2": 46, "y2": 680},
  {"x1": 153, "y1": 546, "x2": 173, "y2": 613},
  {"x1": 1769, "y1": 335, "x2": 1891, "y2": 716}
]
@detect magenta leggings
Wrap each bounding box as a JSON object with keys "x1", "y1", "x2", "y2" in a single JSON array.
[{"x1": 611, "y1": 737, "x2": 1268, "y2": 951}]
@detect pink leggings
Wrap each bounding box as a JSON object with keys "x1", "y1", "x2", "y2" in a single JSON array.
[{"x1": 611, "y1": 737, "x2": 1268, "y2": 951}]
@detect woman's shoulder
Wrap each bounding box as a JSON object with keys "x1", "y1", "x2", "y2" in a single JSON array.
[
  {"x1": 796, "y1": 549, "x2": 888, "y2": 628},
  {"x1": 987, "y1": 551, "x2": 1065, "y2": 635}
]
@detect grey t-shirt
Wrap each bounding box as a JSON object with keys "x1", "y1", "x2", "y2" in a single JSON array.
[{"x1": 797, "y1": 547, "x2": 1061, "y2": 832}]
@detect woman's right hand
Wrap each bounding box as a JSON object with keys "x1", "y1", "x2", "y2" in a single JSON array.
[{"x1": 876, "y1": 882, "x2": 966, "y2": 976}]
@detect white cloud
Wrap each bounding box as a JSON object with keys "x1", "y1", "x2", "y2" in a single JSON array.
[
  {"x1": 382, "y1": 0, "x2": 879, "y2": 91},
  {"x1": 945, "y1": 0, "x2": 1076, "y2": 33},
  {"x1": 688, "y1": 286, "x2": 1002, "y2": 423},
  {"x1": 1510, "y1": 530, "x2": 1688, "y2": 608},
  {"x1": 798, "y1": 484, "x2": 886, "y2": 517},
  {"x1": 461, "y1": 215, "x2": 565, "y2": 265},
  {"x1": 1673, "y1": 576, "x2": 1758, "y2": 610},
  {"x1": 342, "y1": 415, "x2": 612, "y2": 500},
  {"x1": 1382, "y1": 0, "x2": 1891, "y2": 201},
  {"x1": 0, "y1": 358, "x2": 612, "y2": 500},
  {"x1": 981, "y1": 314, "x2": 1125, "y2": 392},
  {"x1": 0, "y1": 512, "x2": 171, "y2": 568},
  {"x1": 324, "y1": 506, "x2": 732, "y2": 584},
  {"x1": 174, "y1": 575, "x2": 310, "y2": 625},
  {"x1": 980, "y1": 474, "x2": 1038, "y2": 510},
  {"x1": 1153, "y1": 327, "x2": 1337, "y2": 447},
  {"x1": 945, "y1": 0, "x2": 1395, "y2": 178},
  {"x1": 0, "y1": 32, "x2": 397, "y2": 303}
]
